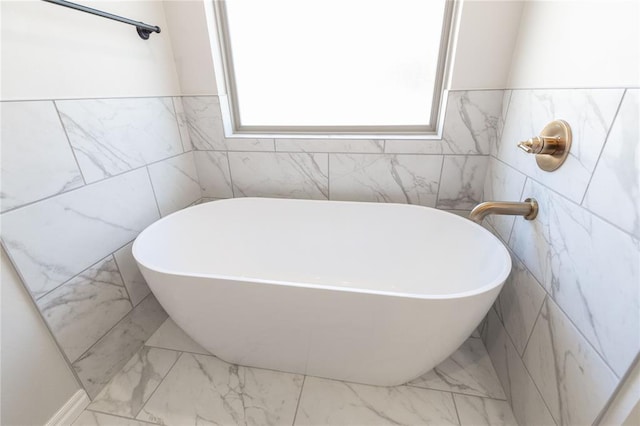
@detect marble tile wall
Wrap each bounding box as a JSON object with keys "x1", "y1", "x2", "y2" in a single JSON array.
[
  {"x1": 184, "y1": 90, "x2": 503, "y2": 211},
  {"x1": 481, "y1": 88, "x2": 639, "y2": 425},
  {"x1": 0, "y1": 97, "x2": 198, "y2": 399}
]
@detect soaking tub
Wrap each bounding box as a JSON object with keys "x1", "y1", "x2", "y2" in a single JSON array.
[{"x1": 133, "y1": 198, "x2": 511, "y2": 386}]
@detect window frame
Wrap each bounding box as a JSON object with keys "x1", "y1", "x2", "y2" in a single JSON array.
[{"x1": 206, "y1": 0, "x2": 459, "y2": 139}]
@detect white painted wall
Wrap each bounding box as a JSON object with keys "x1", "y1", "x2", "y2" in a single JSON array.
[
  {"x1": 1, "y1": 248, "x2": 81, "y2": 426},
  {"x1": 163, "y1": 0, "x2": 217, "y2": 95},
  {"x1": 0, "y1": 0, "x2": 181, "y2": 100},
  {"x1": 507, "y1": 0, "x2": 640, "y2": 89},
  {"x1": 449, "y1": 0, "x2": 524, "y2": 90}
]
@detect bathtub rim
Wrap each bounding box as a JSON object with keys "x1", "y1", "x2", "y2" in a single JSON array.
[{"x1": 133, "y1": 198, "x2": 512, "y2": 301}]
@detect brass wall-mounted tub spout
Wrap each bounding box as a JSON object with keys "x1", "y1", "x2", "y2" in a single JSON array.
[{"x1": 469, "y1": 199, "x2": 538, "y2": 224}]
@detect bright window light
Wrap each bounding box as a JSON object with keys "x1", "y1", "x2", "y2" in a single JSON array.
[{"x1": 220, "y1": 0, "x2": 450, "y2": 132}]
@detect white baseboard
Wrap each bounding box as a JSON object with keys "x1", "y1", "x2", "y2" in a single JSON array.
[{"x1": 45, "y1": 389, "x2": 90, "y2": 426}]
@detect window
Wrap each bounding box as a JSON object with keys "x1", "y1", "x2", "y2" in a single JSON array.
[{"x1": 212, "y1": 0, "x2": 455, "y2": 136}]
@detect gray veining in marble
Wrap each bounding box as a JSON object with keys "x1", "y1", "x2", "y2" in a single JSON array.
[
  {"x1": 523, "y1": 298, "x2": 618, "y2": 425},
  {"x1": 138, "y1": 352, "x2": 303, "y2": 426},
  {"x1": 1, "y1": 168, "x2": 159, "y2": 298},
  {"x1": 113, "y1": 242, "x2": 150, "y2": 306},
  {"x1": 453, "y1": 394, "x2": 518, "y2": 426},
  {"x1": 37, "y1": 256, "x2": 132, "y2": 362},
  {"x1": 73, "y1": 294, "x2": 167, "y2": 398},
  {"x1": 182, "y1": 96, "x2": 275, "y2": 151},
  {"x1": 145, "y1": 318, "x2": 209, "y2": 355},
  {"x1": 147, "y1": 152, "x2": 201, "y2": 216},
  {"x1": 193, "y1": 150, "x2": 234, "y2": 198},
  {"x1": 329, "y1": 154, "x2": 442, "y2": 206},
  {"x1": 88, "y1": 347, "x2": 180, "y2": 418},
  {"x1": 277, "y1": 138, "x2": 384, "y2": 153},
  {"x1": 228, "y1": 152, "x2": 329, "y2": 199},
  {"x1": 483, "y1": 309, "x2": 556, "y2": 426},
  {"x1": 482, "y1": 157, "x2": 527, "y2": 241},
  {"x1": 583, "y1": 89, "x2": 639, "y2": 238},
  {"x1": 409, "y1": 338, "x2": 506, "y2": 399},
  {"x1": 296, "y1": 377, "x2": 459, "y2": 426},
  {"x1": 1, "y1": 101, "x2": 84, "y2": 212},
  {"x1": 510, "y1": 179, "x2": 639, "y2": 376},
  {"x1": 437, "y1": 155, "x2": 489, "y2": 210},
  {"x1": 56, "y1": 98, "x2": 183, "y2": 183},
  {"x1": 496, "y1": 254, "x2": 546, "y2": 356},
  {"x1": 385, "y1": 90, "x2": 503, "y2": 155},
  {"x1": 497, "y1": 89, "x2": 624, "y2": 203},
  {"x1": 172, "y1": 97, "x2": 193, "y2": 153}
]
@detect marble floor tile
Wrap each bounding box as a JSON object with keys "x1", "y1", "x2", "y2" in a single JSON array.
[
  {"x1": 88, "y1": 347, "x2": 180, "y2": 418},
  {"x1": 295, "y1": 376, "x2": 459, "y2": 426},
  {"x1": 73, "y1": 411, "x2": 155, "y2": 426},
  {"x1": 408, "y1": 338, "x2": 506, "y2": 400},
  {"x1": 454, "y1": 394, "x2": 518, "y2": 426},
  {"x1": 145, "y1": 318, "x2": 210, "y2": 355},
  {"x1": 137, "y1": 352, "x2": 303, "y2": 426}
]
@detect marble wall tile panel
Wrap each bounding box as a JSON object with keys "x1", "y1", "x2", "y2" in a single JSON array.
[
  {"x1": 483, "y1": 309, "x2": 556, "y2": 426},
  {"x1": 510, "y1": 179, "x2": 639, "y2": 376},
  {"x1": 138, "y1": 352, "x2": 303, "y2": 426},
  {"x1": 583, "y1": 89, "x2": 639, "y2": 238},
  {"x1": 329, "y1": 154, "x2": 442, "y2": 206},
  {"x1": 295, "y1": 377, "x2": 459, "y2": 425},
  {"x1": 193, "y1": 151, "x2": 234, "y2": 198},
  {"x1": 37, "y1": 256, "x2": 132, "y2": 362},
  {"x1": 73, "y1": 295, "x2": 168, "y2": 398},
  {"x1": 113, "y1": 242, "x2": 150, "y2": 306},
  {"x1": 492, "y1": 90, "x2": 513, "y2": 157},
  {"x1": 228, "y1": 152, "x2": 329, "y2": 199},
  {"x1": 56, "y1": 98, "x2": 183, "y2": 183},
  {"x1": 497, "y1": 89, "x2": 624, "y2": 203},
  {"x1": 1, "y1": 101, "x2": 83, "y2": 212},
  {"x1": 276, "y1": 138, "x2": 384, "y2": 153},
  {"x1": 408, "y1": 338, "x2": 506, "y2": 399},
  {"x1": 147, "y1": 152, "x2": 201, "y2": 216},
  {"x1": 437, "y1": 155, "x2": 489, "y2": 210},
  {"x1": 182, "y1": 96, "x2": 274, "y2": 151},
  {"x1": 1, "y1": 168, "x2": 159, "y2": 298},
  {"x1": 145, "y1": 318, "x2": 209, "y2": 355},
  {"x1": 385, "y1": 90, "x2": 503, "y2": 155},
  {"x1": 496, "y1": 254, "x2": 546, "y2": 356},
  {"x1": 482, "y1": 157, "x2": 527, "y2": 241},
  {"x1": 88, "y1": 347, "x2": 180, "y2": 418},
  {"x1": 523, "y1": 299, "x2": 618, "y2": 425},
  {"x1": 453, "y1": 394, "x2": 518, "y2": 426},
  {"x1": 172, "y1": 97, "x2": 192, "y2": 152}
]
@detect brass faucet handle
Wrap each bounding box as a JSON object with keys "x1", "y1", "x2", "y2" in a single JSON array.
[{"x1": 517, "y1": 139, "x2": 535, "y2": 153}]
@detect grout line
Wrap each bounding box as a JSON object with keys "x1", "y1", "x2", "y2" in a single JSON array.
[
  {"x1": 132, "y1": 351, "x2": 184, "y2": 420},
  {"x1": 505, "y1": 176, "x2": 529, "y2": 244},
  {"x1": 520, "y1": 295, "x2": 547, "y2": 359},
  {"x1": 145, "y1": 166, "x2": 163, "y2": 218},
  {"x1": 291, "y1": 375, "x2": 307, "y2": 426},
  {"x1": 83, "y1": 408, "x2": 160, "y2": 425},
  {"x1": 53, "y1": 100, "x2": 87, "y2": 186},
  {"x1": 451, "y1": 392, "x2": 463, "y2": 425},
  {"x1": 579, "y1": 89, "x2": 626, "y2": 206},
  {"x1": 111, "y1": 252, "x2": 134, "y2": 307},
  {"x1": 226, "y1": 152, "x2": 237, "y2": 198},
  {"x1": 326, "y1": 154, "x2": 331, "y2": 200},
  {"x1": 170, "y1": 97, "x2": 188, "y2": 154},
  {"x1": 0, "y1": 150, "x2": 187, "y2": 216},
  {"x1": 403, "y1": 384, "x2": 508, "y2": 403},
  {"x1": 434, "y1": 154, "x2": 447, "y2": 208}
]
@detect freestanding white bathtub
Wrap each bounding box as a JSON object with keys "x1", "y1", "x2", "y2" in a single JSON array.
[{"x1": 133, "y1": 198, "x2": 511, "y2": 386}]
